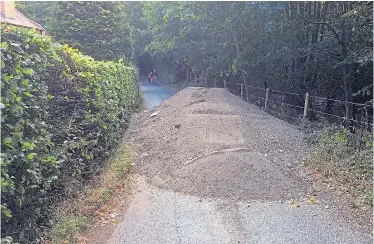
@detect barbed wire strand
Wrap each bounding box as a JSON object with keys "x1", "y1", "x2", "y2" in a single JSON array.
[
  {"x1": 269, "y1": 110, "x2": 299, "y2": 120},
  {"x1": 226, "y1": 82, "x2": 242, "y2": 86},
  {"x1": 247, "y1": 94, "x2": 265, "y2": 100},
  {"x1": 246, "y1": 85, "x2": 266, "y2": 91},
  {"x1": 267, "y1": 98, "x2": 304, "y2": 109},
  {"x1": 227, "y1": 87, "x2": 372, "y2": 127},
  {"x1": 310, "y1": 95, "x2": 373, "y2": 108},
  {"x1": 271, "y1": 89, "x2": 302, "y2": 97},
  {"x1": 226, "y1": 82, "x2": 372, "y2": 108},
  {"x1": 307, "y1": 108, "x2": 373, "y2": 126},
  {"x1": 244, "y1": 93, "x2": 304, "y2": 110}
]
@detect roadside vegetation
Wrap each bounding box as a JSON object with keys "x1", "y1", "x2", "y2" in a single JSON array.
[
  {"x1": 51, "y1": 143, "x2": 133, "y2": 244},
  {"x1": 1, "y1": 25, "x2": 140, "y2": 243},
  {"x1": 304, "y1": 124, "x2": 372, "y2": 207},
  {"x1": 298, "y1": 120, "x2": 373, "y2": 231},
  {"x1": 2, "y1": 1, "x2": 373, "y2": 243}
]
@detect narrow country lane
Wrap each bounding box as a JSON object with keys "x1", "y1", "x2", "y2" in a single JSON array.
[
  {"x1": 140, "y1": 78, "x2": 175, "y2": 109},
  {"x1": 99, "y1": 88, "x2": 372, "y2": 244},
  {"x1": 3, "y1": 2, "x2": 372, "y2": 243}
]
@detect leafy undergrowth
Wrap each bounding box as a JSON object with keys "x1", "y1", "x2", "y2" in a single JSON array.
[
  {"x1": 49, "y1": 143, "x2": 133, "y2": 244},
  {"x1": 303, "y1": 124, "x2": 373, "y2": 229}
]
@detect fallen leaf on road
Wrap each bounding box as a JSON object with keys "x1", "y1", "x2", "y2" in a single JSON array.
[
  {"x1": 307, "y1": 195, "x2": 317, "y2": 205},
  {"x1": 290, "y1": 199, "x2": 300, "y2": 208},
  {"x1": 76, "y1": 236, "x2": 89, "y2": 244}
]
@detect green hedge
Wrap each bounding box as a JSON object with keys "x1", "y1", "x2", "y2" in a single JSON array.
[{"x1": 1, "y1": 25, "x2": 140, "y2": 242}]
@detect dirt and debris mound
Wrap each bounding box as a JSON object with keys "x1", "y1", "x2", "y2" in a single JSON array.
[{"x1": 127, "y1": 87, "x2": 308, "y2": 201}]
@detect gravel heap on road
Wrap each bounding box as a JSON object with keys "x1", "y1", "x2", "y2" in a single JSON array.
[{"x1": 127, "y1": 87, "x2": 309, "y2": 201}]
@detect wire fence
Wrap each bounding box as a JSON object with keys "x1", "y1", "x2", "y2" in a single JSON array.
[{"x1": 222, "y1": 81, "x2": 373, "y2": 128}]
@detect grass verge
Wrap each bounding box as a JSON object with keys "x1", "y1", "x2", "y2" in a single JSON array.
[
  {"x1": 49, "y1": 143, "x2": 133, "y2": 243},
  {"x1": 302, "y1": 123, "x2": 372, "y2": 230}
]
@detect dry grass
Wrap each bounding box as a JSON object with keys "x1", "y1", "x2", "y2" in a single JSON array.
[
  {"x1": 306, "y1": 127, "x2": 372, "y2": 204},
  {"x1": 304, "y1": 126, "x2": 373, "y2": 231},
  {"x1": 49, "y1": 143, "x2": 133, "y2": 244}
]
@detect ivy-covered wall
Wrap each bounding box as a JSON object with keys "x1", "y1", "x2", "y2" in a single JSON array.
[{"x1": 1, "y1": 25, "x2": 140, "y2": 242}]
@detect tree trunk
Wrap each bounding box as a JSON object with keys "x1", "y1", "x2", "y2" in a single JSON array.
[
  {"x1": 340, "y1": 14, "x2": 353, "y2": 124},
  {"x1": 343, "y1": 63, "x2": 353, "y2": 122},
  {"x1": 325, "y1": 91, "x2": 334, "y2": 115}
]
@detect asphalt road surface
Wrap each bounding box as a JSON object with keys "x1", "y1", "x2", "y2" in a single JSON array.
[
  {"x1": 108, "y1": 177, "x2": 372, "y2": 244},
  {"x1": 140, "y1": 79, "x2": 174, "y2": 109}
]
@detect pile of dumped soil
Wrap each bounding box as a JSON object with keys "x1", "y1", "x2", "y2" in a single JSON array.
[{"x1": 127, "y1": 87, "x2": 309, "y2": 201}]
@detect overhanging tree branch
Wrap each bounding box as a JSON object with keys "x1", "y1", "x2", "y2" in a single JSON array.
[{"x1": 301, "y1": 16, "x2": 343, "y2": 46}]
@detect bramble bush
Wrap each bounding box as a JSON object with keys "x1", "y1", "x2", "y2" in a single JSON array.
[{"x1": 1, "y1": 25, "x2": 140, "y2": 243}]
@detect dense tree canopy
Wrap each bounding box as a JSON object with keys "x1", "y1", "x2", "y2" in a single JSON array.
[
  {"x1": 18, "y1": 1, "x2": 374, "y2": 122},
  {"x1": 19, "y1": 1, "x2": 134, "y2": 61},
  {"x1": 142, "y1": 2, "x2": 373, "y2": 123},
  {"x1": 49, "y1": 2, "x2": 134, "y2": 60}
]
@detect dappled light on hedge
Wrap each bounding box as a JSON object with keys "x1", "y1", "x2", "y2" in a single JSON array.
[{"x1": 1, "y1": 24, "x2": 140, "y2": 242}]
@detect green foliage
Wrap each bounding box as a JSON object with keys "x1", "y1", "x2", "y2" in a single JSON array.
[
  {"x1": 305, "y1": 125, "x2": 373, "y2": 211},
  {"x1": 1, "y1": 25, "x2": 140, "y2": 243},
  {"x1": 141, "y1": 2, "x2": 373, "y2": 124},
  {"x1": 333, "y1": 128, "x2": 348, "y2": 144},
  {"x1": 47, "y1": 2, "x2": 134, "y2": 61},
  {"x1": 52, "y1": 215, "x2": 89, "y2": 243},
  {"x1": 15, "y1": 1, "x2": 54, "y2": 27},
  {"x1": 306, "y1": 125, "x2": 372, "y2": 192},
  {"x1": 1, "y1": 27, "x2": 61, "y2": 243},
  {"x1": 19, "y1": 1, "x2": 135, "y2": 61},
  {"x1": 0, "y1": 237, "x2": 15, "y2": 244},
  {"x1": 48, "y1": 143, "x2": 133, "y2": 243}
]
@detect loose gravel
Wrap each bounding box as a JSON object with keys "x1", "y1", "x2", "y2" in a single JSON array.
[
  {"x1": 98, "y1": 87, "x2": 373, "y2": 244},
  {"x1": 128, "y1": 87, "x2": 309, "y2": 201}
]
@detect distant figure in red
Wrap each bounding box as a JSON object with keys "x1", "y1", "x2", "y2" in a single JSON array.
[{"x1": 148, "y1": 72, "x2": 153, "y2": 85}]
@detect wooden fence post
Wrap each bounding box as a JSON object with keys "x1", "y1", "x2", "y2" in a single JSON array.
[
  {"x1": 240, "y1": 84, "x2": 244, "y2": 99},
  {"x1": 214, "y1": 78, "x2": 216, "y2": 88},
  {"x1": 246, "y1": 84, "x2": 249, "y2": 102},
  {"x1": 224, "y1": 80, "x2": 227, "y2": 89},
  {"x1": 303, "y1": 92, "x2": 309, "y2": 119},
  {"x1": 265, "y1": 88, "x2": 270, "y2": 110},
  {"x1": 194, "y1": 73, "x2": 197, "y2": 84},
  {"x1": 187, "y1": 71, "x2": 189, "y2": 83}
]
